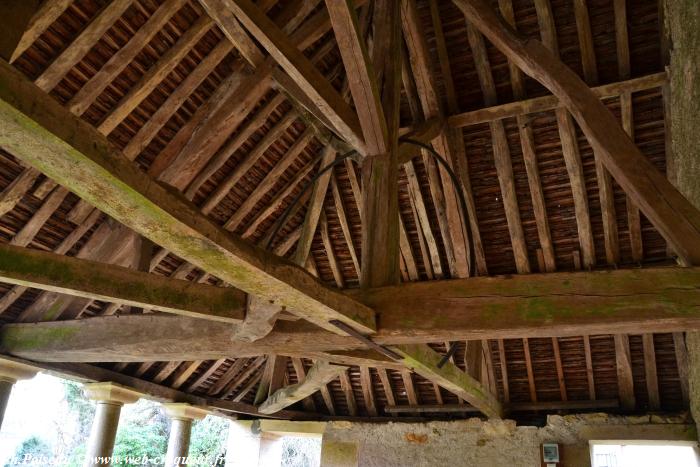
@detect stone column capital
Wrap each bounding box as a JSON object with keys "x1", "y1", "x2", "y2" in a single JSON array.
[
  {"x1": 0, "y1": 359, "x2": 38, "y2": 384},
  {"x1": 162, "y1": 403, "x2": 210, "y2": 421},
  {"x1": 83, "y1": 382, "x2": 142, "y2": 406}
]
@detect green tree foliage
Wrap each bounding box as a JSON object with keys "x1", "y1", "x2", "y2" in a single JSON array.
[
  {"x1": 189, "y1": 416, "x2": 228, "y2": 466},
  {"x1": 111, "y1": 400, "x2": 168, "y2": 466},
  {"x1": 61, "y1": 381, "x2": 95, "y2": 466},
  {"x1": 4, "y1": 436, "x2": 52, "y2": 467}
]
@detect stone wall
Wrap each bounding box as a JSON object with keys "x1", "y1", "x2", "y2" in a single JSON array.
[
  {"x1": 664, "y1": 0, "x2": 700, "y2": 440},
  {"x1": 320, "y1": 414, "x2": 697, "y2": 467}
]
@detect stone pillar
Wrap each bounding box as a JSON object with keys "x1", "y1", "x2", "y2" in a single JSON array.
[
  {"x1": 82, "y1": 382, "x2": 141, "y2": 466},
  {"x1": 226, "y1": 421, "x2": 263, "y2": 466},
  {"x1": 225, "y1": 420, "x2": 284, "y2": 467},
  {"x1": 162, "y1": 403, "x2": 209, "y2": 467},
  {"x1": 0, "y1": 359, "x2": 37, "y2": 430}
]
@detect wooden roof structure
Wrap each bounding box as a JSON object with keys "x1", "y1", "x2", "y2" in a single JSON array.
[{"x1": 0, "y1": 0, "x2": 696, "y2": 421}]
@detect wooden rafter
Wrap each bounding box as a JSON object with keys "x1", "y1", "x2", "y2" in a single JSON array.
[
  {"x1": 614, "y1": 334, "x2": 635, "y2": 410},
  {"x1": 34, "y1": 0, "x2": 135, "y2": 92},
  {"x1": 464, "y1": 20, "x2": 529, "y2": 274}
]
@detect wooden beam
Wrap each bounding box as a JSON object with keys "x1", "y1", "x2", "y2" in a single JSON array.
[
  {"x1": 621, "y1": 92, "x2": 643, "y2": 262},
  {"x1": 397, "y1": 118, "x2": 443, "y2": 164},
  {"x1": 0, "y1": 0, "x2": 42, "y2": 62},
  {"x1": 402, "y1": 0, "x2": 470, "y2": 278},
  {"x1": 97, "y1": 15, "x2": 214, "y2": 135},
  {"x1": 497, "y1": 0, "x2": 555, "y2": 273},
  {"x1": 259, "y1": 360, "x2": 346, "y2": 414},
  {"x1": 583, "y1": 335, "x2": 596, "y2": 400},
  {"x1": 452, "y1": 0, "x2": 700, "y2": 266},
  {"x1": 7, "y1": 0, "x2": 73, "y2": 63},
  {"x1": 393, "y1": 344, "x2": 503, "y2": 418},
  {"x1": 201, "y1": 111, "x2": 298, "y2": 215},
  {"x1": 377, "y1": 368, "x2": 396, "y2": 412},
  {"x1": 224, "y1": 128, "x2": 315, "y2": 231},
  {"x1": 448, "y1": 73, "x2": 667, "y2": 128},
  {"x1": 0, "y1": 242, "x2": 245, "y2": 323},
  {"x1": 7, "y1": 266, "x2": 700, "y2": 361},
  {"x1": 523, "y1": 338, "x2": 537, "y2": 402},
  {"x1": 359, "y1": 365, "x2": 377, "y2": 416},
  {"x1": 556, "y1": 108, "x2": 596, "y2": 269},
  {"x1": 319, "y1": 210, "x2": 345, "y2": 288},
  {"x1": 355, "y1": 0, "x2": 401, "y2": 288},
  {"x1": 34, "y1": 0, "x2": 135, "y2": 91},
  {"x1": 428, "y1": 0, "x2": 486, "y2": 275},
  {"x1": 294, "y1": 146, "x2": 336, "y2": 266},
  {"x1": 219, "y1": 0, "x2": 365, "y2": 152},
  {"x1": 0, "y1": 59, "x2": 375, "y2": 335},
  {"x1": 642, "y1": 333, "x2": 660, "y2": 410},
  {"x1": 152, "y1": 61, "x2": 273, "y2": 187},
  {"x1": 465, "y1": 21, "x2": 529, "y2": 274},
  {"x1": 552, "y1": 337, "x2": 567, "y2": 400},
  {"x1": 68, "y1": 0, "x2": 188, "y2": 116},
  {"x1": 614, "y1": 334, "x2": 636, "y2": 410},
  {"x1": 0, "y1": 167, "x2": 40, "y2": 217},
  {"x1": 331, "y1": 175, "x2": 360, "y2": 275},
  {"x1": 339, "y1": 368, "x2": 357, "y2": 416},
  {"x1": 384, "y1": 399, "x2": 619, "y2": 414},
  {"x1": 673, "y1": 333, "x2": 690, "y2": 406},
  {"x1": 290, "y1": 357, "x2": 317, "y2": 412},
  {"x1": 325, "y1": 0, "x2": 388, "y2": 155},
  {"x1": 121, "y1": 40, "x2": 233, "y2": 161},
  {"x1": 208, "y1": 359, "x2": 248, "y2": 396},
  {"x1": 497, "y1": 339, "x2": 510, "y2": 402},
  {"x1": 184, "y1": 93, "x2": 285, "y2": 199},
  {"x1": 232, "y1": 296, "x2": 283, "y2": 342},
  {"x1": 254, "y1": 355, "x2": 283, "y2": 405}
]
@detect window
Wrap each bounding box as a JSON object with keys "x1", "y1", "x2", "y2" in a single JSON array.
[{"x1": 591, "y1": 441, "x2": 699, "y2": 467}]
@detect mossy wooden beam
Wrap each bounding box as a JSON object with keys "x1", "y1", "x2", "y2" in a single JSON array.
[
  {"x1": 4, "y1": 266, "x2": 700, "y2": 362},
  {"x1": 259, "y1": 360, "x2": 347, "y2": 414},
  {"x1": 0, "y1": 59, "x2": 374, "y2": 335},
  {"x1": 0, "y1": 242, "x2": 245, "y2": 323},
  {"x1": 393, "y1": 343, "x2": 503, "y2": 418}
]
